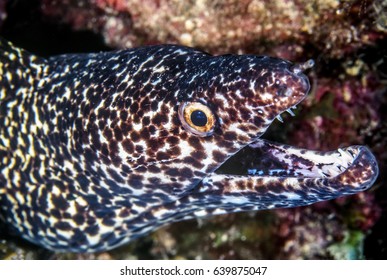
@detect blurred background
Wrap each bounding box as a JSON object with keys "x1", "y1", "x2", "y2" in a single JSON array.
[{"x1": 0, "y1": 0, "x2": 386, "y2": 260}]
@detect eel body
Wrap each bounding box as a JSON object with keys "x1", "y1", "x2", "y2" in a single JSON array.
[{"x1": 0, "y1": 39, "x2": 379, "y2": 252}]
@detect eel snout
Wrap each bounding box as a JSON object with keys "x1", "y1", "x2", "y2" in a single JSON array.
[{"x1": 262, "y1": 59, "x2": 314, "y2": 124}]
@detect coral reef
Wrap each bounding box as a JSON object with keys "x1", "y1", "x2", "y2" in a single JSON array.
[
  {"x1": 40, "y1": 0, "x2": 385, "y2": 59},
  {"x1": 0, "y1": 0, "x2": 386, "y2": 259}
]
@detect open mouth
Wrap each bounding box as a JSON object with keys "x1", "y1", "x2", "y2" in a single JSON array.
[
  {"x1": 216, "y1": 139, "x2": 378, "y2": 184},
  {"x1": 206, "y1": 108, "x2": 379, "y2": 202},
  {"x1": 192, "y1": 137, "x2": 379, "y2": 209},
  {"x1": 212, "y1": 97, "x2": 378, "y2": 191}
]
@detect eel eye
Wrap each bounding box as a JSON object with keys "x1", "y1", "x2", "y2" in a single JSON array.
[{"x1": 178, "y1": 101, "x2": 216, "y2": 137}]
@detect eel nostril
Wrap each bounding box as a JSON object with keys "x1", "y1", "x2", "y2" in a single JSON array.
[{"x1": 291, "y1": 59, "x2": 315, "y2": 75}]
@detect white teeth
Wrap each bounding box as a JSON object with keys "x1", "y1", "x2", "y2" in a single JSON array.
[
  {"x1": 276, "y1": 108, "x2": 295, "y2": 123},
  {"x1": 292, "y1": 106, "x2": 297, "y2": 110},
  {"x1": 247, "y1": 169, "x2": 264, "y2": 176},
  {"x1": 322, "y1": 171, "x2": 330, "y2": 177},
  {"x1": 247, "y1": 169, "x2": 257, "y2": 175},
  {"x1": 318, "y1": 169, "x2": 327, "y2": 177},
  {"x1": 337, "y1": 164, "x2": 345, "y2": 172},
  {"x1": 336, "y1": 148, "x2": 355, "y2": 166},
  {"x1": 286, "y1": 108, "x2": 295, "y2": 116}
]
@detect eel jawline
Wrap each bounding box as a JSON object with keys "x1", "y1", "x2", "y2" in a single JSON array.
[
  {"x1": 199, "y1": 139, "x2": 378, "y2": 205},
  {"x1": 244, "y1": 140, "x2": 378, "y2": 182}
]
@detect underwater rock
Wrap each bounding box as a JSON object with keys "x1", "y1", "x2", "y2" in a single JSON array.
[{"x1": 41, "y1": 0, "x2": 386, "y2": 59}]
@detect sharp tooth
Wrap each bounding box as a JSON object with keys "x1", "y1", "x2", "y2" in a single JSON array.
[
  {"x1": 286, "y1": 108, "x2": 295, "y2": 116},
  {"x1": 247, "y1": 169, "x2": 257, "y2": 175},
  {"x1": 322, "y1": 171, "x2": 330, "y2": 177},
  {"x1": 337, "y1": 165, "x2": 345, "y2": 172},
  {"x1": 292, "y1": 106, "x2": 297, "y2": 110},
  {"x1": 276, "y1": 115, "x2": 284, "y2": 122},
  {"x1": 348, "y1": 149, "x2": 355, "y2": 158},
  {"x1": 336, "y1": 149, "x2": 344, "y2": 158},
  {"x1": 318, "y1": 169, "x2": 326, "y2": 177}
]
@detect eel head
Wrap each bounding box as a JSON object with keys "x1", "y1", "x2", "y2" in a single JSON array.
[
  {"x1": 146, "y1": 53, "x2": 378, "y2": 220},
  {"x1": 68, "y1": 48, "x2": 379, "y2": 251}
]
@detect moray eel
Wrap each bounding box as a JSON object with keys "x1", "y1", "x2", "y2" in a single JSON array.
[{"x1": 0, "y1": 39, "x2": 379, "y2": 252}]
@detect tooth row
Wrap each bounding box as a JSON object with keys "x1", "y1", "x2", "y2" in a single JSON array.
[
  {"x1": 286, "y1": 108, "x2": 295, "y2": 116},
  {"x1": 276, "y1": 107, "x2": 297, "y2": 123},
  {"x1": 318, "y1": 149, "x2": 357, "y2": 178}
]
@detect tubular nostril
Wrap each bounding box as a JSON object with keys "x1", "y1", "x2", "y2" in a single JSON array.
[{"x1": 291, "y1": 59, "x2": 315, "y2": 75}]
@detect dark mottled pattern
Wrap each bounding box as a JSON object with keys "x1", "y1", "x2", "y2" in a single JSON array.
[{"x1": 0, "y1": 39, "x2": 379, "y2": 252}]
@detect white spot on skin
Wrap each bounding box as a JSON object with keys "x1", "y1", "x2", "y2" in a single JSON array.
[
  {"x1": 194, "y1": 210, "x2": 208, "y2": 217},
  {"x1": 221, "y1": 196, "x2": 251, "y2": 205},
  {"x1": 281, "y1": 192, "x2": 301, "y2": 200},
  {"x1": 211, "y1": 208, "x2": 227, "y2": 215}
]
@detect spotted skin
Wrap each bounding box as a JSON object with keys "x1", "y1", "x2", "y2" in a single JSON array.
[{"x1": 0, "y1": 39, "x2": 379, "y2": 252}]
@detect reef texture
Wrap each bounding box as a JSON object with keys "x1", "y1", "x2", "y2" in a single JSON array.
[
  {"x1": 0, "y1": 0, "x2": 386, "y2": 259},
  {"x1": 40, "y1": 0, "x2": 386, "y2": 59}
]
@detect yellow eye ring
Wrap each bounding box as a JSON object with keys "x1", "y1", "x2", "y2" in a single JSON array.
[{"x1": 178, "y1": 101, "x2": 216, "y2": 137}]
